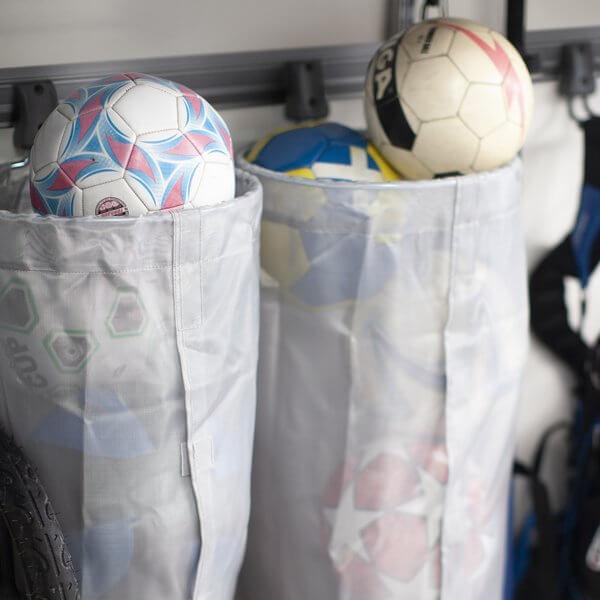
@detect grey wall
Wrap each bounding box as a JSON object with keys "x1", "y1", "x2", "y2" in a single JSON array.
[
  {"x1": 527, "y1": 0, "x2": 600, "y2": 30},
  {"x1": 0, "y1": 0, "x2": 386, "y2": 69}
]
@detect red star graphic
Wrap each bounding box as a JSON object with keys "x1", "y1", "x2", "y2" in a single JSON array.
[{"x1": 440, "y1": 22, "x2": 527, "y2": 131}]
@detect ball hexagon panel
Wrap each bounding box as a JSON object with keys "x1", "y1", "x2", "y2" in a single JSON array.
[
  {"x1": 186, "y1": 159, "x2": 208, "y2": 205},
  {"x1": 401, "y1": 21, "x2": 455, "y2": 61},
  {"x1": 447, "y1": 23, "x2": 508, "y2": 85},
  {"x1": 112, "y1": 85, "x2": 179, "y2": 134},
  {"x1": 31, "y1": 110, "x2": 70, "y2": 173},
  {"x1": 400, "y1": 99, "x2": 421, "y2": 137},
  {"x1": 123, "y1": 130, "x2": 207, "y2": 211},
  {"x1": 67, "y1": 109, "x2": 136, "y2": 190},
  {"x1": 390, "y1": 44, "x2": 412, "y2": 96},
  {"x1": 459, "y1": 83, "x2": 506, "y2": 137},
  {"x1": 401, "y1": 57, "x2": 468, "y2": 122},
  {"x1": 443, "y1": 18, "x2": 497, "y2": 44},
  {"x1": 194, "y1": 162, "x2": 235, "y2": 206},
  {"x1": 31, "y1": 163, "x2": 83, "y2": 216},
  {"x1": 497, "y1": 36, "x2": 534, "y2": 131},
  {"x1": 507, "y1": 97, "x2": 526, "y2": 130},
  {"x1": 193, "y1": 101, "x2": 234, "y2": 163},
  {"x1": 177, "y1": 95, "x2": 199, "y2": 131},
  {"x1": 473, "y1": 121, "x2": 522, "y2": 172},
  {"x1": 64, "y1": 75, "x2": 135, "y2": 113},
  {"x1": 413, "y1": 118, "x2": 479, "y2": 174},
  {"x1": 102, "y1": 82, "x2": 137, "y2": 108},
  {"x1": 136, "y1": 129, "x2": 179, "y2": 144},
  {"x1": 122, "y1": 174, "x2": 156, "y2": 212},
  {"x1": 134, "y1": 77, "x2": 181, "y2": 97}
]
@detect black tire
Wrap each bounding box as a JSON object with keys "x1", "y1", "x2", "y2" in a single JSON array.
[
  {"x1": 0, "y1": 428, "x2": 80, "y2": 600},
  {"x1": 0, "y1": 515, "x2": 19, "y2": 599}
]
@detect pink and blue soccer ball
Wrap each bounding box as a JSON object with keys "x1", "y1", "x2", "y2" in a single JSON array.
[{"x1": 29, "y1": 73, "x2": 235, "y2": 216}]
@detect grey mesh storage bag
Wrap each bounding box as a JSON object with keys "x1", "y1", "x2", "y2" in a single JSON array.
[
  {"x1": 237, "y1": 157, "x2": 528, "y2": 600},
  {"x1": 0, "y1": 170, "x2": 261, "y2": 600}
]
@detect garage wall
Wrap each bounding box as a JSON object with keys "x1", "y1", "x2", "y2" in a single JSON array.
[
  {"x1": 2, "y1": 0, "x2": 600, "y2": 71},
  {"x1": 0, "y1": 0, "x2": 386, "y2": 69},
  {"x1": 527, "y1": 0, "x2": 600, "y2": 30},
  {"x1": 0, "y1": 0, "x2": 510, "y2": 71},
  {"x1": 1, "y1": 0, "x2": 599, "y2": 514}
]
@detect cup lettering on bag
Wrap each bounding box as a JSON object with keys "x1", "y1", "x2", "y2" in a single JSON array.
[{"x1": 1, "y1": 337, "x2": 48, "y2": 389}]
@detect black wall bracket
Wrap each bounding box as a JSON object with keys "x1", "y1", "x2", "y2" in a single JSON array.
[
  {"x1": 421, "y1": 0, "x2": 447, "y2": 20},
  {"x1": 0, "y1": 44, "x2": 377, "y2": 130},
  {"x1": 559, "y1": 43, "x2": 596, "y2": 98},
  {"x1": 559, "y1": 42, "x2": 597, "y2": 122},
  {"x1": 506, "y1": 0, "x2": 600, "y2": 81},
  {"x1": 12, "y1": 80, "x2": 57, "y2": 151},
  {"x1": 284, "y1": 60, "x2": 329, "y2": 122}
]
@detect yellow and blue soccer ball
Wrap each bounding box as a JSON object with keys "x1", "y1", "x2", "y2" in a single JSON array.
[{"x1": 246, "y1": 121, "x2": 400, "y2": 182}]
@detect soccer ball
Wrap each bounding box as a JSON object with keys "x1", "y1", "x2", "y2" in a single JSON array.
[
  {"x1": 246, "y1": 121, "x2": 400, "y2": 182},
  {"x1": 321, "y1": 440, "x2": 448, "y2": 597},
  {"x1": 365, "y1": 18, "x2": 534, "y2": 179},
  {"x1": 29, "y1": 73, "x2": 234, "y2": 216}
]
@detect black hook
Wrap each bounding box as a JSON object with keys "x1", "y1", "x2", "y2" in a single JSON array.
[
  {"x1": 421, "y1": 0, "x2": 447, "y2": 21},
  {"x1": 6, "y1": 80, "x2": 57, "y2": 172},
  {"x1": 559, "y1": 43, "x2": 597, "y2": 124},
  {"x1": 284, "y1": 60, "x2": 329, "y2": 123},
  {"x1": 13, "y1": 81, "x2": 58, "y2": 151}
]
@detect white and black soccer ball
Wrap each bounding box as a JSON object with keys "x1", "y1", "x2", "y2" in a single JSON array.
[
  {"x1": 30, "y1": 73, "x2": 234, "y2": 216},
  {"x1": 365, "y1": 18, "x2": 534, "y2": 179}
]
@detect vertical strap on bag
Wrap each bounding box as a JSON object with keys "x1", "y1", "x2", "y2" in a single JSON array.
[{"x1": 513, "y1": 422, "x2": 569, "y2": 600}]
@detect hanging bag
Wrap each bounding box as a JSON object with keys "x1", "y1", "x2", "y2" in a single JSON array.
[
  {"x1": 0, "y1": 169, "x2": 262, "y2": 600},
  {"x1": 238, "y1": 156, "x2": 529, "y2": 600}
]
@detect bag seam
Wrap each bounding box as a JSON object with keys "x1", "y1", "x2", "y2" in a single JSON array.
[{"x1": 0, "y1": 246, "x2": 257, "y2": 275}]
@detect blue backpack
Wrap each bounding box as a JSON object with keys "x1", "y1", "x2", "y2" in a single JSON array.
[{"x1": 511, "y1": 117, "x2": 600, "y2": 599}]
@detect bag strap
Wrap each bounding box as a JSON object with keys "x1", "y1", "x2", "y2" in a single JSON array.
[{"x1": 513, "y1": 422, "x2": 570, "y2": 600}]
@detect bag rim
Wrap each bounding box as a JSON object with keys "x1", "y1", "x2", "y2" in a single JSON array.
[
  {"x1": 0, "y1": 169, "x2": 260, "y2": 225},
  {"x1": 237, "y1": 151, "x2": 520, "y2": 192}
]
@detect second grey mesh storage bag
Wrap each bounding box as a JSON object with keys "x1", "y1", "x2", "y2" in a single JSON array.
[
  {"x1": 238, "y1": 157, "x2": 528, "y2": 600},
  {"x1": 0, "y1": 171, "x2": 261, "y2": 600}
]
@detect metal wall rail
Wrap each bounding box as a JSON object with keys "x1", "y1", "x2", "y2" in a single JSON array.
[
  {"x1": 506, "y1": 0, "x2": 600, "y2": 81},
  {"x1": 1, "y1": 17, "x2": 599, "y2": 128},
  {"x1": 0, "y1": 43, "x2": 379, "y2": 129},
  {"x1": 525, "y1": 27, "x2": 600, "y2": 81}
]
